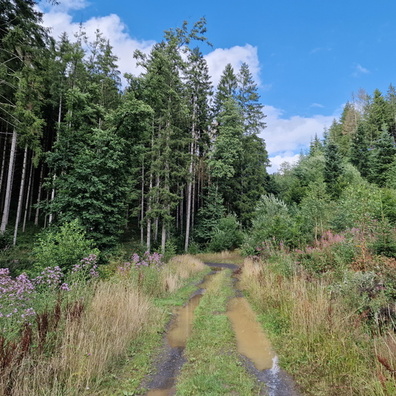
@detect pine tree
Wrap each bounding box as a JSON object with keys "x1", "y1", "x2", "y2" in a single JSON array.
[
  {"x1": 370, "y1": 126, "x2": 396, "y2": 187},
  {"x1": 237, "y1": 62, "x2": 266, "y2": 135},
  {"x1": 350, "y1": 122, "x2": 371, "y2": 179},
  {"x1": 213, "y1": 64, "x2": 238, "y2": 116},
  {"x1": 323, "y1": 142, "x2": 344, "y2": 197}
]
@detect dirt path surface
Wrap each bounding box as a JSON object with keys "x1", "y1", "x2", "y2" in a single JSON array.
[{"x1": 143, "y1": 263, "x2": 300, "y2": 396}]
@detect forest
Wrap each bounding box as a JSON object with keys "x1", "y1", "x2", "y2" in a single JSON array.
[{"x1": 2, "y1": 1, "x2": 396, "y2": 395}]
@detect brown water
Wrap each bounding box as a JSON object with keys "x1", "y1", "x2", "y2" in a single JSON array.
[
  {"x1": 167, "y1": 293, "x2": 202, "y2": 348},
  {"x1": 146, "y1": 388, "x2": 175, "y2": 396},
  {"x1": 146, "y1": 276, "x2": 215, "y2": 395},
  {"x1": 227, "y1": 296, "x2": 276, "y2": 371}
]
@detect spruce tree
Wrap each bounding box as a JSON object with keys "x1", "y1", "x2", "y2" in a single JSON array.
[
  {"x1": 237, "y1": 62, "x2": 266, "y2": 135},
  {"x1": 350, "y1": 122, "x2": 371, "y2": 179}
]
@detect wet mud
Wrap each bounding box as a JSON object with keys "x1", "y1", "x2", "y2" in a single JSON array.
[
  {"x1": 145, "y1": 274, "x2": 213, "y2": 395},
  {"x1": 144, "y1": 262, "x2": 300, "y2": 396}
]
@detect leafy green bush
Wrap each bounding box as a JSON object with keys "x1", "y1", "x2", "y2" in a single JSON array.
[
  {"x1": 208, "y1": 215, "x2": 243, "y2": 252},
  {"x1": 33, "y1": 219, "x2": 99, "y2": 273}
]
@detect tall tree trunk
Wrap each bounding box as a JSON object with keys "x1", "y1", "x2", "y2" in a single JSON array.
[
  {"x1": 34, "y1": 164, "x2": 44, "y2": 226},
  {"x1": 49, "y1": 96, "x2": 62, "y2": 225},
  {"x1": 0, "y1": 132, "x2": 9, "y2": 209},
  {"x1": 146, "y1": 169, "x2": 153, "y2": 252},
  {"x1": 161, "y1": 220, "x2": 166, "y2": 255},
  {"x1": 1, "y1": 129, "x2": 17, "y2": 233},
  {"x1": 13, "y1": 145, "x2": 28, "y2": 245},
  {"x1": 154, "y1": 173, "x2": 160, "y2": 243},
  {"x1": 140, "y1": 157, "x2": 145, "y2": 246},
  {"x1": 184, "y1": 145, "x2": 193, "y2": 252},
  {"x1": 22, "y1": 156, "x2": 34, "y2": 232}
]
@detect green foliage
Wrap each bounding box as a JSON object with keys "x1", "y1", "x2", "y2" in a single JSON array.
[
  {"x1": 243, "y1": 194, "x2": 295, "y2": 254},
  {"x1": 370, "y1": 128, "x2": 396, "y2": 187},
  {"x1": 49, "y1": 128, "x2": 130, "y2": 248},
  {"x1": 334, "y1": 182, "x2": 382, "y2": 231},
  {"x1": 298, "y1": 180, "x2": 333, "y2": 242},
  {"x1": 208, "y1": 215, "x2": 243, "y2": 252},
  {"x1": 371, "y1": 219, "x2": 396, "y2": 258},
  {"x1": 323, "y1": 142, "x2": 344, "y2": 197},
  {"x1": 33, "y1": 219, "x2": 98, "y2": 272},
  {"x1": 194, "y1": 185, "x2": 225, "y2": 246}
]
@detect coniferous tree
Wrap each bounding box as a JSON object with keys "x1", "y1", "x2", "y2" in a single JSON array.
[
  {"x1": 213, "y1": 64, "x2": 238, "y2": 116},
  {"x1": 370, "y1": 127, "x2": 396, "y2": 187},
  {"x1": 237, "y1": 62, "x2": 266, "y2": 135},
  {"x1": 350, "y1": 122, "x2": 371, "y2": 179},
  {"x1": 323, "y1": 142, "x2": 344, "y2": 198}
]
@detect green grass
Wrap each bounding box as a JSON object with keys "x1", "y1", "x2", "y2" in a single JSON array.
[
  {"x1": 175, "y1": 270, "x2": 260, "y2": 395},
  {"x1": 91, "y1": 268, "x2": 211, "y2": 395}
]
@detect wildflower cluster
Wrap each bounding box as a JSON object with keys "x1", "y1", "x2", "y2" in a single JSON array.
[
  {"x1": 0, "y1": 254, "x2": 99, "y2": 325},
  {"x1": 119, "y1": 251, "x2": 164, "y2": 272},
  {"x1": 0, "y1": 268, "x2": 36, "y2": 323},
  {"x1": 34, "y1": 266, "x2": 65, "y2": 291},
  {"x1": 72, "y1": 254, "x2": 99, "y2": 279}
]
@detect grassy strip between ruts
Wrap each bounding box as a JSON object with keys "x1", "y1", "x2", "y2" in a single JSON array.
[
  {"x1": 175, "y1": 269, "x2": 261, "y2": 395},
  {"x1": 91, "y1": 267, "x2": 212, "y2": 396}
]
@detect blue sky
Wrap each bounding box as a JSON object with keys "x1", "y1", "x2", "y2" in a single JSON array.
[{"x1": 38, "y1": 0, "x2": 396, "y2": 172}]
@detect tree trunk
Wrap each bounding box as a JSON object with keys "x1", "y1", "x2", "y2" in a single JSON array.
[
  {"x1": 34, "y1": 164, "x2": 44, "y2": 226},
  {"x1": 140, "y1": 157, "x2": 145, "y2": 246},
  {"x1": 22, "y1": 155, "x2": 34, "y2": 232},
  {"x1": 146, "y1": 169, "x2": 153, "y2": 252},
  {"x1": 13, "y1": 145, "x2": 28, "y2": 245},
  {"x1": 161, "y1": 220, "x2": 166, "y2": 255},
  {"x1": 0, "y1": 132, "x2": 9, "y2": 209},
  {"x1": 1, "y1": 129, "x2": 17, "y2": 233},
  {"x1": 184, "y1": 145, "x2": 193, "y2": 252}
]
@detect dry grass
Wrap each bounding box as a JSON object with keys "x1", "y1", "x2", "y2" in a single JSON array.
[
  {"x1": 161, "y1": 255, "x2": 206, "y2": 293},
  {"x1": 195, "y1": 250, "x2": 244, "y2": 265},
  {"x1": 240, "y1": 258, "x2": 391, "y2": 396},
  {"x1": 2, "y1": 280, "x2": 160, "y2": 396}
]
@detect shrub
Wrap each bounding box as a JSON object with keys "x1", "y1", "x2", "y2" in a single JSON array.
[
  {"x1": 33, "y1": 219, "x2": 99, "y2": 272},
  {"x1": 208, "y1": 215, "x2": 243, "y2": 252}
]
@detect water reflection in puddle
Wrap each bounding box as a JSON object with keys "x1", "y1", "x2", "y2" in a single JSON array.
[
  {"x1": 227, "y1": 296, "x2": 275, "y2": 370},
  {"x1": 146, "y1": 388, "x2": 175, "y2": 396},
  {"x1": 167, "y1": 294, "x2": 202, "y2": 348}
]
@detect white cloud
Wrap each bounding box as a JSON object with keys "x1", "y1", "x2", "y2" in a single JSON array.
[
  {"x1": 39, "y1": 3, "x2": 262, "y2": 89},
  {"x1": 39, "y1": 4, "x2": 154, "y2": 85},
  {"x1": 204, "y1": 44, "x2": 261, "y2": 87},
  {"x1": 352, "y1": 63, "x2": 370, "y2": 77},
  {"x1": 268, "y1": 153, "x2": 301, "y2": 174},
  {"x1": 261, "y1": 105, "x2": 336, "y2": 173},
  {"x1": 310, "y1": 102, "x2": 324, "y2": 108}
]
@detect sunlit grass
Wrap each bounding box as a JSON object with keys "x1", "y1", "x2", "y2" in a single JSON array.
[
  {"x1": 195, "y1": 250, "x2": 244, "y2": 265},
  {"x1": 240, "y1": 257, "x2": 393, "y2": 395}
]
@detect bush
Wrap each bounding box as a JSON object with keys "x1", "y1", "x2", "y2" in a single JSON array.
[
  {"x1": 33, "y1": 219, "x2": 99, "y2": 273},
  {"x1": 208, "y1": 215, "x2": 243, "y2": 252}
]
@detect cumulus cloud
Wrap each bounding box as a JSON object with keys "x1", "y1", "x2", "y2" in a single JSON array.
[
  {"x1": 39, "y1": 2, "x2": 260, "y2": 88},
  {"x1": 39, "y1": 3, "x2": 154, "y2": 85},
  {"x1": 268, "y1": 153, "x2": 301, "y2": 174},
  {"x1": 204, "y1": 44, "x2": 261, "y2": 87},
  {"x1": 261, "y1": 105, "x2": 336, "y2": 173}
]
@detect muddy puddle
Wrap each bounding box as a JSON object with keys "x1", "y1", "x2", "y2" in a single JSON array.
[
  {"x1": 167, "y1": 294, "x2": 202, "y2": 348},
  {"x1": 145, "y1": 273, "x2": 214, "y2": 395},
  {"x1": 145, "y1": 265, "x2": 299, "y2": 396},
  {"x1": 227, "y1": 296, "x2": 275, "y2": 370}
]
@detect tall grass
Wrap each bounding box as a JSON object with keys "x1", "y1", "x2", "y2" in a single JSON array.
[
  {"x1": 240, "y1": 258, "x2": 394, "y2": 395},
  {"x1": 0, "y1": 280, "x2": 158, "y2": 395},
  {"x1": 162, "y1": 255, "x2": 206, "y2": 292},
  {"x1": 0, "y1": 253, "x2": 208, "y2": 395}
]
